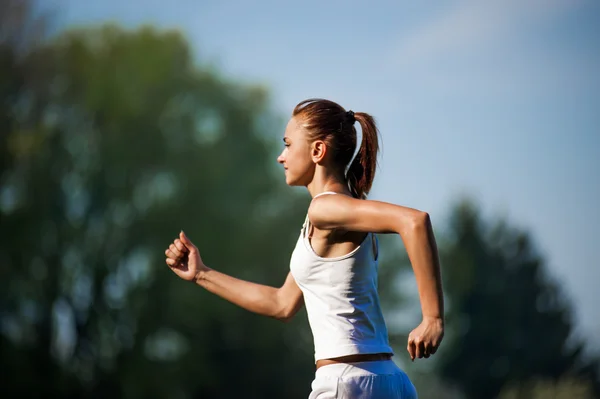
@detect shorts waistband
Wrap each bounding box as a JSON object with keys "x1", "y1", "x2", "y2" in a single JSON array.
[{"x1": 315, "y1": 360, "x2": 402, "y2": 379}]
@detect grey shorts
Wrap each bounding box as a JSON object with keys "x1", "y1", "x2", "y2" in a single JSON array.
[{"x1": 309, "y1": 360, "x2": 417, "y2": 399}]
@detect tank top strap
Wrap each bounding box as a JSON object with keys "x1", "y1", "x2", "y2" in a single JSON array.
[
  {"x1": 302, "y1": 213, "x2": 309, "y2": 234},
  {"x1": 313, "y1": 191, "x2": 338, "y2": 199}
]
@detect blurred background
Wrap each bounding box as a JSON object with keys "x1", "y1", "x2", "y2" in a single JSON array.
[{"x1": 1, "y1": 0, "x2": 599, "y2": 398}]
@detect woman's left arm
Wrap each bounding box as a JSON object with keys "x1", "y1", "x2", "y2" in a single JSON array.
[{"x1": 309, "y1": 195, "x2": 444, "y2": 360}]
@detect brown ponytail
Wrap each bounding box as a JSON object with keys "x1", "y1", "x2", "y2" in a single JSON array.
[
  {"x1": 346, "y1": 112, "x2": 379, "y2": 199},
  {"x1": 292, "y1": 98, "x2": 380, "y2": 199}
]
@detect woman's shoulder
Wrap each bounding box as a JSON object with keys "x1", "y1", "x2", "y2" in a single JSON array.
[{"x1": 307, "y1": 193, "x2": 358, "y2": 229}]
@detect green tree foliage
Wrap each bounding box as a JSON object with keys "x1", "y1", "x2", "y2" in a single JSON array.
[
  {"x1": 1, "y1": 3, "x2": 317, "y2": 397},
  {"x1": 436, "y1": 199, "x2": 599, "y2": 399},
  {"x1": 499, "y1": 376, "x2": 596, "y2": 399}
]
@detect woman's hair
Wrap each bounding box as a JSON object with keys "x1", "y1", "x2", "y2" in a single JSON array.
[{"x1": 293, "y1": 98, "x2": 380, "y2": 199}]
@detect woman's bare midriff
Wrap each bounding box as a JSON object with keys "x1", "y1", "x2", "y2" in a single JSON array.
[{"x1": 316, "y1": 353, "x2": 392, "y2": 370}]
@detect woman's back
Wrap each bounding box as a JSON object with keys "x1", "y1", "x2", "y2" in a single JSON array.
[{"x1": 290, "y1": 193, "x2": 393, "y2": 363}]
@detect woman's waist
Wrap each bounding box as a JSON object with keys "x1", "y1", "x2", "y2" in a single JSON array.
[
  {"x1": 306, "y1": 311, "x2": 389, "y2": 342},
  {"x1": 316, "y1": 353, "x2": 393, "y2": 370},
  {"x1": 302, "y1": 296, "x2": 386, "y2": 326}
]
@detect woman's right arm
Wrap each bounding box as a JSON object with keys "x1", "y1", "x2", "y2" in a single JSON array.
[
  {"x1": 166, "y1": 231, "x2": 303, "y2": 322},
  {"x1": 196, "y1": 269, "x2": 303, "y2": 322}
]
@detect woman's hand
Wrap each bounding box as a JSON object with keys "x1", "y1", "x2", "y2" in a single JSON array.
[
  {"x1": 165, "y1": 231, "x2": 208, "y2": 282},
  {"x1": 407, "y1": 316, "x2": 444, "y2": 361}
]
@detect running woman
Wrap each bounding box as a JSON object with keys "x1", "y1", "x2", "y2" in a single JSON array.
[{"x1": 165, "y1": 99, "x2": 444, "y2": 398}]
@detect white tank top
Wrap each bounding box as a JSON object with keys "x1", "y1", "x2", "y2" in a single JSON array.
[{"x1": 289, "y1": 192, "x2": 394, "y2": 362}]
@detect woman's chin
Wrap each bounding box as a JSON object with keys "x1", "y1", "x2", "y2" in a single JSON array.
[{"x1": 285, "y1": 175, "x2": 299, "y2": 186}]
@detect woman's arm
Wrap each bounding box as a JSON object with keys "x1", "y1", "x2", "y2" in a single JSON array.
[
  {"x1": 308, "y1": 195, "x2": 444, "y2": 359},
  {"x1": 166, "y1": 232, "x2": 304, "y2": 322},
  {"x1": 196, "y1": 269, "x2": 304, "y2": 323}
]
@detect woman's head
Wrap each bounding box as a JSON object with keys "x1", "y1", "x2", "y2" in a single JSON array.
[{"x1": 277, "y1": 98, "x2": 380, "y2": 199}]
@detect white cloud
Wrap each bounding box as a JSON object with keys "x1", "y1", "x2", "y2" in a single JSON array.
[
  {"x1": 392, "y1": 0, "x2": 578, "y2": 67},
  {"x1": 380, "y1": 0, "x2": 598, "y2": 100}
]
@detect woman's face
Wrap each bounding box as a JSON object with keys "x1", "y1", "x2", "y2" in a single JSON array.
[{"x1": 277, "y1": 116, "x2": 315, "y2": 186}]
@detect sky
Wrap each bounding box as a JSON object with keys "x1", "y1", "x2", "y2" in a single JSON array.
[{"x1": 48, "y1": 0, "x2": 600, "y2": 350}]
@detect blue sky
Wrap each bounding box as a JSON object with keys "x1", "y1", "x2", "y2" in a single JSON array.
[{"x1": 50, "y1": 0, "x2": 600, "y2": 350}]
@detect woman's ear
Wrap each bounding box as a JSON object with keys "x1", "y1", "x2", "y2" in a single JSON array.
[{"x1": 311, "y1": 140, "x2": 327, "y2": 163}]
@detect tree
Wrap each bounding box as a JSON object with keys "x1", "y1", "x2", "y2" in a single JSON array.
[
  {"x1": 435, "y1": 199, "x2": 599, "y2": 399},
  {"x1": 499, "y1": 376, "x2": 596, "y2": 399},
  {"x1": 1, "y1": 7, "x2": 318, "y2": 398}
]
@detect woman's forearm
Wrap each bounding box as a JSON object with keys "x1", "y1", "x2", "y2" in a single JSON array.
[
  {"x1": 195, "y1": 267, "x2": 284, "y2": 319},
  {"x1": 401, "y1": 212, "x2": 444, "y2": 321}
]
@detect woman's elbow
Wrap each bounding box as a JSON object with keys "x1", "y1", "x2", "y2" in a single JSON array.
[
  {"x1": 272, "y1": 301, "x2": 300, "y2": 323},
  {"x1": 411, "y1": 211, "x2": 431, "y2": 231},
  {"x1": 274, "y1": 309, "x2": 296, "y2": 323}
]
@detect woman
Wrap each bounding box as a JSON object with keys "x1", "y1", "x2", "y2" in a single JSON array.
[{"x1": 165, "y1": 99, "x2": 444, "y2": 398}]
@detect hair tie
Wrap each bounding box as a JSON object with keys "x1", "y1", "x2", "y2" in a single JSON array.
[{"x1": 346, "y1": 110, "x2": 355, "y2": 123}]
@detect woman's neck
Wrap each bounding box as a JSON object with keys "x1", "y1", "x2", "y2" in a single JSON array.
[{"x1": 306, "y1": 167, "x2": 351, "y2": 198}]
